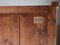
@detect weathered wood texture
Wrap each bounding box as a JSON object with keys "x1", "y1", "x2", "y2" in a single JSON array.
[
  {"x1": 0, "y1": 2, "x2": 57, "y2": 45},
  {"x1": 0, "y1": 14, "x2": 19, "y2": 45},
  {"x1": 0, "y1": 6, "x2": 49, "y2": 13},
  {"x1": 20, "y1": 13, "x2": 47, "y2": 45},
  {"x1": 47, "y1": 4, "x2": 57, "y2": 45}
]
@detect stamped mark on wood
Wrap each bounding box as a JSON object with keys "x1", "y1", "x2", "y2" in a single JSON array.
[{"x1": 34, "y1": 17, "x2": 42, "y2": 23}]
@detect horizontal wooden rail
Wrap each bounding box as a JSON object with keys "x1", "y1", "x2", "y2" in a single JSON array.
[{"x1": 0, "y1": 6, "x2": 49, "y2": 13}]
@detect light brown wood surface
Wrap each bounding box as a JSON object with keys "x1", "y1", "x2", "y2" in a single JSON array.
[
  {"x1": 0, "y1": 13, "x2": 56, "y2": 45},
  {"x1": 0, "y1": 6, "x2": 49, "y2": 13},
  {"x1": 20, "y1": 13, "x2": 47, "y2": 45},
  {"x1": 0, "y1": 3, "x2": 57, "y2": 45},
  {"x1": 0, "y1": 14, "x2": 19, "y2": 45}
]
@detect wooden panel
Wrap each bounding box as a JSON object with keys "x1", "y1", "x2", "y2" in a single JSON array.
[
  {"x1": 0, "y1": 6, "x2": 49, "y2": 13},
  {"x1": 19, "y1": 6, "x2": 49, "y2": 13},
  {"x1": 0, "y1": 7, "x2": 19, "y2": 13},
  {"x1": 20, "y1": 13, "x2": 47, "y2": 45},
  {"x1": 47, "y1": 4, "x2": 56, "y2": 45},
  {"x1": 0, "y1": 14, "x2": 19, "y2": 45},
  {"x1": 0, "y1": 5, "x2": 56, "y2": 45}
]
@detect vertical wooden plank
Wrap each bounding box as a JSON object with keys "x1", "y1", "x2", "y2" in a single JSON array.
[
  {"x1": 0, "y1": 16, "x2": 3, "y2": 45},
  {"x1": 20, "y1": 13, "x2": 47, "y2": 45},
  {"x1": 47, "y1": 5, "x2": 56, "y2": 45},
  {"x1": 0, "y1": 14, "x2": 19, "y2": 45},
  {"x1": 12, "y1": 14, "x2": 19, "y2": 45}
]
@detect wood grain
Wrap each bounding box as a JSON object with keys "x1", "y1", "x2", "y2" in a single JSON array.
[
  {"x1": 0, "y1": 3, "x2": 57, "y2": 45},
  {"x1": 0, "y1": 6, "x2": 49, "y2": 13},
  {"x1": 20, "y1": 13, "x2": 47, "y2": 45},
  {"x1": 0, "y1": 14, "x2": 19, "y2": 45}
]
